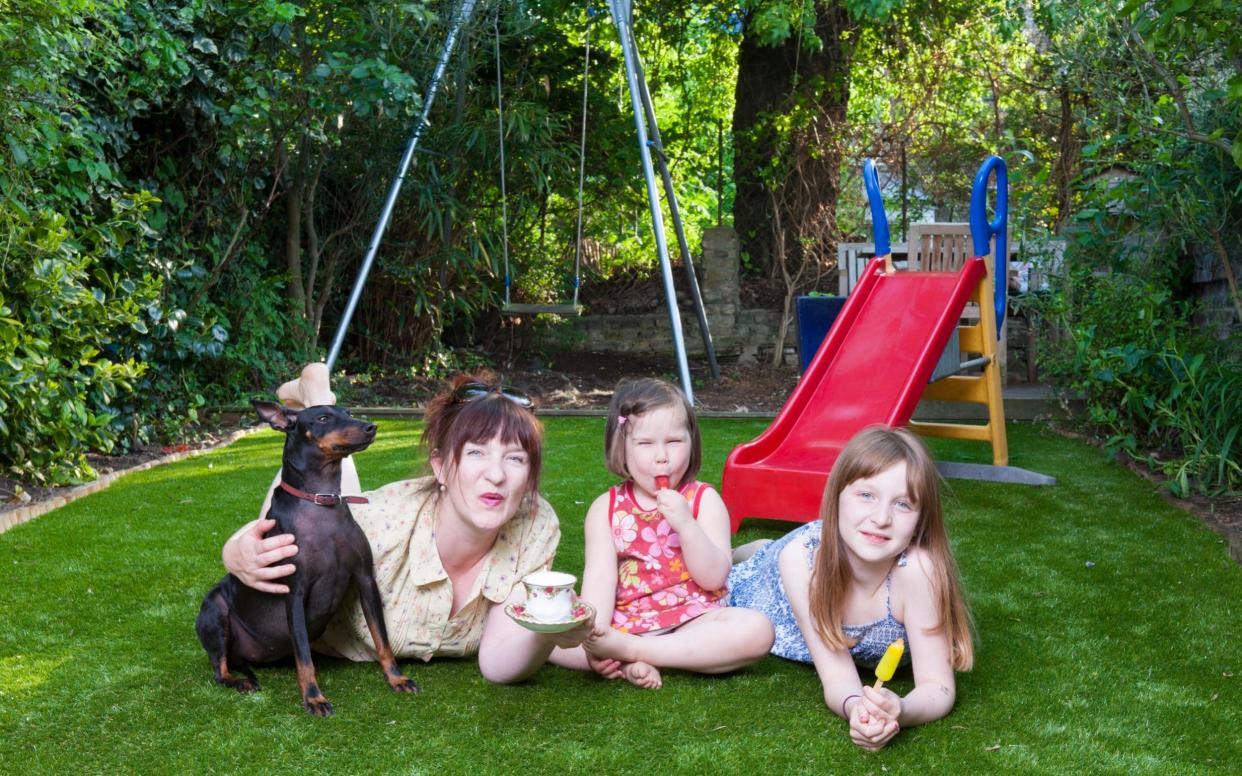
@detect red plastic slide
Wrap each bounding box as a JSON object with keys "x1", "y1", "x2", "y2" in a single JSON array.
[{"x1": 722, "y1": 256, "x2": 987, "y2": 532}]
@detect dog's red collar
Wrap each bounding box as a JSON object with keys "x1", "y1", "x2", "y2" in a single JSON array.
[{"x1": 278, "y1": 480, "x2": 369, "y2": 507}]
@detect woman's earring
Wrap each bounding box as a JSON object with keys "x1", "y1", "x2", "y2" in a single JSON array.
[{"x1": 438, "y1": 481, "x2": 446, "y2": 493}]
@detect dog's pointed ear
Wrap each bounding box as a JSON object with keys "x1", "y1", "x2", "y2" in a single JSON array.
[{"x1": 252, "y1": 399, "x2": 298, "y2": 431}]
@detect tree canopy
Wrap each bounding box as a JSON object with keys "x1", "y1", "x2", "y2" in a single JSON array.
[{"x1": 1, "y1": 0, "x2": 1238, "y2": 490}]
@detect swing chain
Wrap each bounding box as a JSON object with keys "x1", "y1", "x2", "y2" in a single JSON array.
[
  {"x1": 493, "y1": 6, "x2": 511, "y2": 305},
  {"x1": 494, "y1": 2, "x2": 593, "y2": 313}
]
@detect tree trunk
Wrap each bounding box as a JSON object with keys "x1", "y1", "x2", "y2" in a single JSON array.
[
  {"x1": 1050, "y1": 81, "x2": 1076, "y2": 234},
  {"x1": 732, "y1": 2, "x2": 856, "y2": 277}
]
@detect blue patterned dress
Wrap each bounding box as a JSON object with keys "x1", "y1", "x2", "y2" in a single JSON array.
[{"x1": 726, "y1": 520, "x2": 909, "y2": 668}]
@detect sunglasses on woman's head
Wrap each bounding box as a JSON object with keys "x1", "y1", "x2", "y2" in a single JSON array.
[{"x1": 452, "y1": 382, "x2": 534, "y2": 408}]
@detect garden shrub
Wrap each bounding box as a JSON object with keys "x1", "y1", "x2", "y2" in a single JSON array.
[
  {"x1": 1036, "y1": 239, "x2": 1241, "y2": 497},
  {"x1": 0, "y1": 201, "x2": 155, "y2": 484},
  {"x1": 1030, "y1": 4, "x2": 1242, "y2": 497},
  {"x1": 0, "y1": 0, "x2": 240, "y2": 483}
]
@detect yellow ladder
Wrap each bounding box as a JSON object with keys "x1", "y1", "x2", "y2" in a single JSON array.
[{"x1": 909, "y1": 269, "x2": 1009, "y2": 467}]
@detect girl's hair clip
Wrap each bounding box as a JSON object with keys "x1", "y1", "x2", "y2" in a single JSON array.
[{"x1": 617, "y1": 415, "x2": 627, "y2": 425}]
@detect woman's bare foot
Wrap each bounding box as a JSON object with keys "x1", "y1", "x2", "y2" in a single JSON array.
[
  {"x1": 621, "y1": 661, "x2": 662, "y2": 689},
  {"x1": 276, "y1": 363, "x2": 335, "y2": 409}
]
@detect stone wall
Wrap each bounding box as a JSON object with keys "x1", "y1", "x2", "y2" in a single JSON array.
[
  {"x1": 565, "y1": 307, "x2": 785, "y2": 360},
  {"x1": 1192, "y1": 243, "x2": 1241, "y2": 336},
  {"x1": 1003, "y1": 310, "x2": 1035, "y2": 383},
  {"x1": 553, "y1": 227, "x2": 786, "y2": 363}
]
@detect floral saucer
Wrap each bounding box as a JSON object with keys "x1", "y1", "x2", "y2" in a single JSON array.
[{"x1": 504, "y1": 600, "x2": 595, "y2": 634}]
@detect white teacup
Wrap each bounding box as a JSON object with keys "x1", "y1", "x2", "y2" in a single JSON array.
[{"x1": 521, "y1": 570, "x2": 577, "y2": 622}]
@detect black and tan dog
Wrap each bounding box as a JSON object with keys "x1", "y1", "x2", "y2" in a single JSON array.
[{"x1": 196, "y1": 400, "x2": 417, "y2": 715}]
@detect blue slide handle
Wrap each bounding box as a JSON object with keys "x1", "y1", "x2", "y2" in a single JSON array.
[
  {"x1": 863, "y1": 158, "x2": 890, "y2": 257},
  {"x1": 969, "y1": 155, "x2": 1008, "y2": 335}
]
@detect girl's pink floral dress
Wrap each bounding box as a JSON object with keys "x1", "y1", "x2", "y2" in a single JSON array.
[{"x1": 609, "y1": 480, "x2": 726, "y2": 633}]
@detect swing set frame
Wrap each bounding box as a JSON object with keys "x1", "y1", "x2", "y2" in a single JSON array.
[{"x1": 324, "y1": 0, "x2": 718, "y2": 401}]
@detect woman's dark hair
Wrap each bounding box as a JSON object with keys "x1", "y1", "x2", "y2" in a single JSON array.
[{"x1": 420, "y1": 372, "x2": 543, "y2": 497}]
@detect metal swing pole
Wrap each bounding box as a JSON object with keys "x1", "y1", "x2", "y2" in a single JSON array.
[
  {"x1": 325, "y1": 0, "x2": 479, "y2": 371},
  {"x1": 631, "y1": 49, "x2": 720, "y2": 381},
  {"x1": 606, "y1": 0, "x2": 695, "y2": 402}
]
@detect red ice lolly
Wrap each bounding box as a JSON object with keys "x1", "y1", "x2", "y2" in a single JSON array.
[{"x1": 655, "y1": 475, "x2": 670, "y2": 490}]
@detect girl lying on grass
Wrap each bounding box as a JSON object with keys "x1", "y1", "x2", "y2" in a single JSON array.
[
  {"x1": 727, "y1": 425, "x2": 974, "y2": 750},
  {"x1": 553, "y1": 378, "x2": 774, "y2": 687}
]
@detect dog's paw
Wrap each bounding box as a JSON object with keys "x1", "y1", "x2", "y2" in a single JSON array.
[
  {"x1": 303, "y1": 696, "x2": 334, "y2": 717},
  {"x1": 217, "y1": 674, "x2": 259, "y2": 694},
  {"x1": 233, "y1": 676, "x2": 260, "y2": 694},
  {"x1": 389, "y1": 675, "x2": 420, "y2": 694}
]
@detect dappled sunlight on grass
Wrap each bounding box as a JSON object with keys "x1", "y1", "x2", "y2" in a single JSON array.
[{"x1": 0, "y1": 653, "x2": 68, "y2": 696}]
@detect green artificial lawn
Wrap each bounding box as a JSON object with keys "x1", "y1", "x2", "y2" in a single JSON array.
[{"x1": 1, "y1": 419, "x2": 1238, "y2": 774}]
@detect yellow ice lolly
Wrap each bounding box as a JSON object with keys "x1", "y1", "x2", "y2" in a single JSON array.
[{"x1": 872, "y1": 638, "x2": 905, "y2": 689}]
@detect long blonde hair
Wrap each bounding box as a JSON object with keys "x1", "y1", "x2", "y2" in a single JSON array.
[{"x1": 807, "y1": 426, "x2": 974, "y2": 670}]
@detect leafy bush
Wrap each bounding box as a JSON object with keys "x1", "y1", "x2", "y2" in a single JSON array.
[
  {"x1": 1027, "y1": 1, "x2": 1242, "y2": 497},
  {"x1": 1037, "y1": 268, "x2": 1241, "y2": 496},
  {"x1": 0, "y1": 0, "x2": 241, "y2": 482},
  {"x1": 0, "y1": 201, "x2": 156, "y2": 484}
]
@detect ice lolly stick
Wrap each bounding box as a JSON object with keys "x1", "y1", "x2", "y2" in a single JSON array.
[{"x1": 872, "y1": 638, "x2": 905, "y2": 689}]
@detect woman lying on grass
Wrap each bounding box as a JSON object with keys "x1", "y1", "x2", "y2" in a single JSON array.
[
  {"x1": 727, "y1": 426, "x2": 974, "y2": 750},
  {"x1": 221, "y1": 363, "x2": 591, "y2": 683}
]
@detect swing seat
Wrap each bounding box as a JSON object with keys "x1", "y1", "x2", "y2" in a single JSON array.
[
  {"x1": 501, "y1": 302, "x2": 584, "y2": 316},
  {"x1": 493, "y1": 13, "x2": 591, "y2": 324}
]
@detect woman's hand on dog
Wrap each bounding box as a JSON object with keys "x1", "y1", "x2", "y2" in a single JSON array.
[{"x1": 223, "y1": 518, "x2": 299, "y2": 594}]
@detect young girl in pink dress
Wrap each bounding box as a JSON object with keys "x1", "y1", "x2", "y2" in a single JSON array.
[{"x1": 555, "y1": 378, "x2": 773, "y2": 688}]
